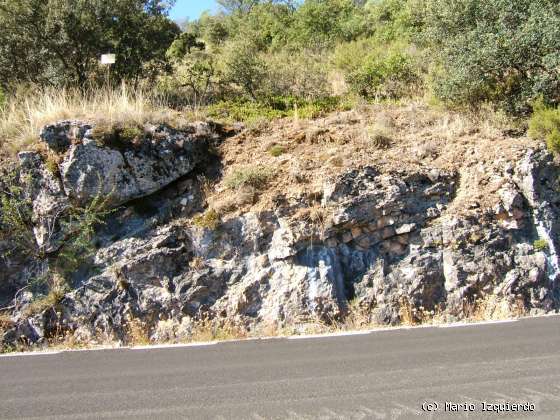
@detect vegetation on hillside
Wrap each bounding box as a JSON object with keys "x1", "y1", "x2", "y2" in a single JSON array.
[{"x1": 0, "y1": 0, "x2": 558, "y2": 125}]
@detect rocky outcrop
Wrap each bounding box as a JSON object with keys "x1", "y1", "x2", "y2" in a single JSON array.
[
  {"x1": 18, "y1": 121, "x2": 220, "y2": 252},
  {"x1": 2, "y1": 119, "x2": 559, "y2": 348}
]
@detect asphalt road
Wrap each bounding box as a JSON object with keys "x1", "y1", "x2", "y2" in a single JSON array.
[{"x1": 1, "y1": 317, "x2": 559, "y2": 420}]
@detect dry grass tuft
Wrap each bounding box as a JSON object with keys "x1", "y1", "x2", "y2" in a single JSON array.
[
  {"x1": 223, "y1": 166, "x2": 274, "y2": 190},
  {"x1": 462, "y1": 294, "x2": 526, "y2": 321},
  {"x1": 0, "y1": 83, "x2": 181, "y2": 155},
  {"x1": 125, "y1": 318, "x2": 151, "y2": 346}
]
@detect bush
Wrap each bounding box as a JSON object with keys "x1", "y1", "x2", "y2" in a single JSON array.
[
  {"x1": 289, "y1": 0, "x2": 368, "y2": 48},
  {"x1": 0, "y1": 168, "x2": 35, "y2": 254},
  {"x1": 54, "y1": 194, "x2": 113, "y2": 276},
  {"x1": 346, "y1": 48, "x2": 418, "y2": 100},
  {"x1": 262, "y1": 50, "x2": 331, "y2": 100},
  {"x1": 528, "y1": 99, "x2": 560, "y2": 154},
  {"x1": 159, "y1": 49, "x2": 223, "y2": 108},
  {"x1": 0, "y1": 0, "x2": 179, "y2": 87},
  {"x1": 224, "y1": 166, "x2": 273, "y2": 190},
  {"x1": 423, "y1": 0, "x2": 560, "y2": 114}
]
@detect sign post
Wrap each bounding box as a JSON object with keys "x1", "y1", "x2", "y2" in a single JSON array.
[{"x1": 100, "y1": 54, "x2": 116, "y2": 85}]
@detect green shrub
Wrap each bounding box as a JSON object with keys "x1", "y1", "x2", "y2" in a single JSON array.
[
  {"x1": 220, "y1": 38, "x2": 267, "y2": 100},
  {"x1": 423, "y1": 0, "x2": 560, "y2": 114},
  {"x1": 224, "y1": 166, "x2": 273, "y2": 190},
  {"x1": 261, "y1": 50, "x2": 331, "y2": 100},
  {"x1": 206, "y1": 100, "x2": 285, "y2": 125},
  {"x1": 0, "y1": 168, "x2": 34, "y2": 253},
  {"x1": 54, "y1": 195, "x2": 113, "y2": 276},
  {"x1": 269, "y1": 145, "x2": 285, "y2": 157},
  {"x1": 45, "y1": 155, "x2": 59, "y2": 176},
  {"x1": 346, "y1": 49, "x2": 418, "y2": 100},
  {"x1": 192, "y1": 209, "x2": 220, "y2": 230},
  {"x1": 533, "y1": 239, "x2": 548, "y2": 251},
  {"x1": 528, "y1": 99, "x2": 560, "y2": 154},
  {"x1": 333, "y1": 38, "x2": 378, "y2": 74}
]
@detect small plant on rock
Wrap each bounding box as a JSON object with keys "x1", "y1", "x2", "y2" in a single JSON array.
[
  {"x1": 193, "y1": 208, "x2": 220, "y2": 230},
  {"x1": 367, "y1": 126, "x2": 392, "y2": 149},
  {"x1": 533, "y1": 239, "x2": 548, "y2": 251}
]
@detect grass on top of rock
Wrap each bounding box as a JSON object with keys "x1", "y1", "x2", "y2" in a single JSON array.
[
  {"x1": 0, "y1": 84, "x2": 180, "y2": 156},
  {"x1": 90, "y1": 121, "x2": 146, "y2": 149}
]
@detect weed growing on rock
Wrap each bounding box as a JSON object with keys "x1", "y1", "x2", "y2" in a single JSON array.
[
  {"x1": 54, "y1": 195, "x2": 113, "y2": 276},
  {"x1": 124, "y1": 318, "x2": 151, "y2": 346},
  {"x1": 23, "y1": 275, "x2": 68, "y2": 317},
  {"x1": 366, "y1": 120, "x2": 393, "y2": 149},
  {"x1": 0, "y1": 168, "x2": 35, "y2": 254},
  {"x1": 91, "y1": 121, "x2": 145, "y2": 149},
  {"x1": 533, "y1": 239, "x2": 548, "y2": 251},
  {"x1": 192, "y1": 208, "x2": 220, "y2": 230}
]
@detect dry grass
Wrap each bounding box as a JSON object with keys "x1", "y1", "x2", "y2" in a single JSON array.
[
  {"x1": 461, "y1": 294, "x2": 526, "y2": 321},
  {"x1": 1, "y1": 292, "x2": 529, "y2": 354},
  {"x1": 0, "y1": 83, "x2": 181, "y2": 156},
  {"x1": 23, "y1": 282, "x2": 68, "y2": 318},
  {"x1": 223, "y1": 166, "x2": 274, "y2": 190},
  {"x1": 124, "y1": 318, "x2": 151, "y2": 346}
]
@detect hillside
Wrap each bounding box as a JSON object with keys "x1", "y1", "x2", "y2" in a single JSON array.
[{"x1": 1, "y1": 101, "x2": 558, "y2": 351}]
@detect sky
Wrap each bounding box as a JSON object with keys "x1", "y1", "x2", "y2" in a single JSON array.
[{"x1": 169, "y1": 0, "x2": 219, "y2": 21}]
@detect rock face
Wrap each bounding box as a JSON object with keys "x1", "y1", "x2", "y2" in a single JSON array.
[
  {"x1": 2, "y1": 119, "x2": 560, "y2": 347},
  {"x1": 44, "y1": 121, "x2": 213, "y2": 207},
  {"x1": 17, "y1": 121, "x2": 216, "y2": 252}
]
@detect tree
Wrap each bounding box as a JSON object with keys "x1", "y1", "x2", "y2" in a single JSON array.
[
  {"x1": 220, "y1": 38, "x2": 267, "y2": 100},
  {"x1": 423, "y1": 0, "x2": 560, "y2": 114},
  {"x1": 167, "y1": 32, "x2": 206, "y2": 59},
  {"x1": 217, "y1": 0, "x2": 261, "y2": 14},
  {"x1": 289, "y1": 0, "x2": 365, "y2": 48},
  {"x1": 217, "y1": 0, "x2": 294, "y2": 15},
  {"x1": 0, "y1": 0, "x2": 180, "y2": 89}
]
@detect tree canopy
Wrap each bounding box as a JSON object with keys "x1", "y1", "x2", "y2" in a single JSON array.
[{"x1": 0, "y1": 0, "x2": 180, "y2": 88}]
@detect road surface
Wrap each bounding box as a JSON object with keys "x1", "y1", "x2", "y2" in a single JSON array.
[{"x1": 1, "y1": 316, "x2": 559, "y2": 419}]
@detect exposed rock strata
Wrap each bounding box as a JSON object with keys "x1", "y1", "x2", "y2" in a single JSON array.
[{"x1": 1, "y1": 120, "x2": 559, "y2": 347}]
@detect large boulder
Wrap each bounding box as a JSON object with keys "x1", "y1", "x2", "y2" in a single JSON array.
[{"x1": 53, "y1": 122, "x2": 212, "y2": 207}]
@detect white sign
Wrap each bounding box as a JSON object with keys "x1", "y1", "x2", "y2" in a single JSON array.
[{"x1": 101, "y1": 54, "x2": 116, "y2": 65}]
